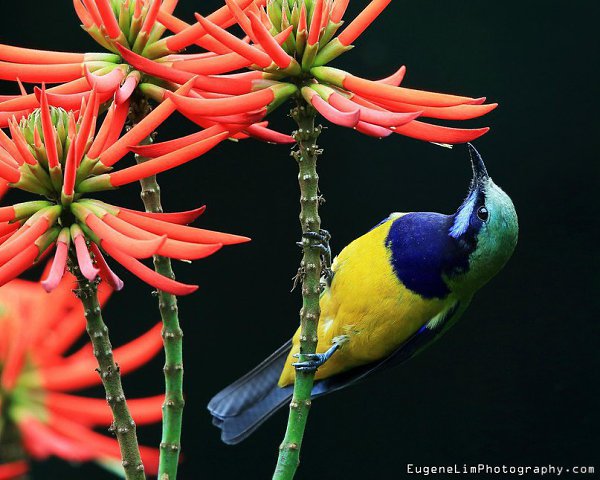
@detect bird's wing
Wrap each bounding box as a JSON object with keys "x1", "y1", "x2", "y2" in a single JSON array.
[{"x1": 311, "y1": 298, "x2": 469, "y2": 398}]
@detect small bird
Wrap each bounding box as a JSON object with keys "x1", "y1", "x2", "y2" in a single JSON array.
[{"x1": 209, "y1": 144, "x2": 518, "y2": 444}]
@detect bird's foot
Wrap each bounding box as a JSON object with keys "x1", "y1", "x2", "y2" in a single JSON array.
[
  {"x1": 296, "y1": 229, "x2": 333, "y2": 282},
  {"x1": 292, "y1": 342, "x2": 341, "y2": 372}
]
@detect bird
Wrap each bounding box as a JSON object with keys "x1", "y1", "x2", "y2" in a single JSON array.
[{"x1": 208, "y1": 143, "x2": 518, "y2": 445}]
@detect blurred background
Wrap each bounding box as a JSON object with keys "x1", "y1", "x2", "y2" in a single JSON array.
[{"x1": 1, "y1": 0, "x2": 598, "y2": 478}]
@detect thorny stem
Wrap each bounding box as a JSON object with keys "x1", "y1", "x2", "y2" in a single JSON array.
[
  {"x1": 129, "y1": 95, "x2": 184, "y2": 480},
  {"x1": 272, "y1": 98, "x2": 323, "y2": 480},
  {"x1": 70, "y1": 255, "x2": 145, "y2": 480},
  {"x1": 0, "y1": 419, "x2": 28, "y2": 480}
]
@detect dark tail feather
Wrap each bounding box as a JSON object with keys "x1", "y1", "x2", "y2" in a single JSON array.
[
  {"x1": 208, "y1": 340, "x2": 294, "y2": 445},
  {"x1": 209, "y1": 302, "x2": 463, "y2": 444}
]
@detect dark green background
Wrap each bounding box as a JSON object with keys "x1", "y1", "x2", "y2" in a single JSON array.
[{"x1": 1, "y1": 0, "x2": 598, "y2": 478}]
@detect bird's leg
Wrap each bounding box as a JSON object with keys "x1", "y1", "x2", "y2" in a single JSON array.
[
  {"x1": 292, "y1": 335, "x2": 348, "y2": 371},
  {"x1": 297, "y1": 229, "x2": 333, "y2": 285}
]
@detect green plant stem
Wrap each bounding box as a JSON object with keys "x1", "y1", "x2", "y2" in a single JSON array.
[
  {"x1": 273, "y1": 98, "x2": 323, "y2": 480},
  {"x1": 71, "y1": 258, "x2": 145, "y2": 480},
  {"x1": 129, "y1": 97, "x2": 184, "y2": 480}
]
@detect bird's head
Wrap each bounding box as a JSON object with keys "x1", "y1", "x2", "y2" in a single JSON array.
[{"x1": 448, "y1": 144, "x2": 518, "y2": 293}]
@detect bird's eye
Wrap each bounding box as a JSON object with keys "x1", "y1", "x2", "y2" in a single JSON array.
[{"x1": 477, "y1": 206, "x2": 489, "y2": 222}]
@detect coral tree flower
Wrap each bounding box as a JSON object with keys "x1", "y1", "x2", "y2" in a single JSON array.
[
  {"x1": 0, "y1": 86, "x2": 249, "y2": 295},
  {"x1": 0, "y1": 0, "x2": 294, "y2": 143},
  {"x1": 160, "y1": 0, "x2": 497, "y2": 143},
  {"x1": 0, "y1": 272, "x2": 162, "y2": 475}
]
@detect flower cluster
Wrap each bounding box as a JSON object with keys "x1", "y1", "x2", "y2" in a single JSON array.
[
  {"x1": 0, "y1": 271, "x2": 161, "y2": 475},
  {"x1": 0, "y1": 86, "x2": 248, "y2": 294},
  {"x1": 160, "y1": 0, "x2": 497, "y2": 142},
  {"x1": 0, "y1": 0, "x2": 294, "y2": 142}
]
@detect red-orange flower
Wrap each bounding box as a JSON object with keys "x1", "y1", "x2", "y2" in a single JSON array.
[
  {"x1": 0, "y1": 271, "x2": 162, "y2": 475},
  {"x1": 0, "y1": 85, "x2": 248, "y2": 294},
  {"x1": 0, "y1": 0, "x2": 294, "y2": 143},
  {"x1": 156, "y1": 0, "x2": 496, "y2": 143}
]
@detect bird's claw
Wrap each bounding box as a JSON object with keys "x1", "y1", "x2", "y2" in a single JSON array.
[
  {"x1": 297, "y1": 229, "x2": 333, "y2": 281},
  {"x1": 292, "y1": 342, "x2": 341, "y2": 372},
  {"x1": 292, "y1": 353, "x2": 329, "y2": 371}
]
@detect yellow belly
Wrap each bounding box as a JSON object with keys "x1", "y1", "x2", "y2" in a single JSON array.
[{"x1": 278, "y1": 215, "x2": 449, "y2": 386}]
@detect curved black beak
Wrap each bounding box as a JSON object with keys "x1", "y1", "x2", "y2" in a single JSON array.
[{"x1": 467, "y1": 143, "x2": 489, "y2": 184}]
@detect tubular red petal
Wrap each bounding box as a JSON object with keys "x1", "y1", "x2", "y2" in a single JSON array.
[
  {"x1": 337, "y1": 0, "x2": 391, "y2": 46},
  {"x1": 101, "y1": 241, "x2": 198, "y2": 295},
  {"x1": 0, "y1": 44, "x2": 85, "y2": 64},
  {"x1": 117, "y1": 45, "x2": 253, "y2": 94},
  {"x1": 75, "y1": 89, "x2": 99, "y2": 163},
  {"x1": 392, "y1": 121, "x2": 490, "y2": 143},
  {"x1": 115, "y1": 72, "x2": 140, "y2": 104},
  {"x1": 331, "y1": 0, "x2": 349, "y2": 22},
  {"x1": 41, "y1": 237, "x2": 69, "y2": 292},
  {"x1": 73, "y1": 0, "x2": 95, "y2": 28},
  {"x1": 41, "y1": 308, "x2": 86, "y2": 356},
  {"x1": 0, "y1": 78, "x2": 89, "y2": 113},
  {"x1": 159, "y1": 0, "x2": 255, "y2": 51},
  {"x1": 141, "y1": 0, "x2": 162, "y2": 34},
  {"x1": 0, "y1": 206, "x2": 16, "y2": 222},
  {"x1": 303, "y1": 87, "x2": 359, "y2": 127},
  {"x1": 344, "y1": 72, "x2": 481, "y2": 107},
  {"x1": 0, "y1": 109, "x2": 32, "y2": 128},
  {"x1": 313, "y1": 67, "x2": 480, "y2": 107},
  {"x1": 354, "y1": 120, "x2": 393, "y2": 138},
  {"x1": 166, "y1": 88, "x2": 274, "y2": 116},
  {"x1": 46, "y1": 414, "x2": 160, "y2": 474},
  {"x1": 95, "y1": 0, "x2": 122, "y2": 39},
  {"x1": 19, "y1": 417, "x2": 94, "y2": 461},
  {"x1": 89, "y1": 241, "x2": 124, "y2": 290},
  {"x1": 116, "y1": 205, "x2": 207, "y2": 225},
  {"x1": 0, "y1": 461, "x2": 28, "y2": 479},
  {"x1": 115, "y1": 208, "x2": 250, "y2": 245},
  {"x1": 0, "y1": 156, "x2": 21, "y2": 183},
  {"x1": 33, "y1": 87, "x2": 106, "y2": 112},
  {"x1": 73, "y1": 231, "x2": 99, "y2": 281},
  {"x1": 248, "y1": 13, "x2": 292, "y2": 68},
  {"x1": 0, "y1": 243, "x2": 39, "y2": 286},
  {"x1": 41, "y1": 323, "x2": 162, "y2": 391},
  {"x1": 62, "y1": 139, "x2": 77, "y2": 197},
  {"x1": 0, "y1": 216, "x2": 51, "y2": 265},
  {"x1": 98, "y1": 78, "x2": 194, "y2": 166},
  {"x1": 171, "y1": 51, "x2": 252, "y2": 75},
  {"x1": 244, "y1": 123, "x2": 295, "y2": 143},
  {"x1": 83, "y1": 211, "x2": 165, "y2": 258},
  {"x1": 224, "y1": 0, "x2": 256, "y2": 41},
  {"x1": 0, "y1": 129, "x2": 24, "y2": 164},
  {"x1": 195, "y1": 14, "x2": 272, "y2": 68},
  {"x1": 46, "y1": 393, "x2": 164, "y2": 426},
  {"x1": 102, "y1": 213, "x2": 223, "y2": 260},
  {"x1": 162, "y1": 0, "x2": 179, "y2": 15},
  {"x1": 87, "y1": 100, "x2": 116, "y2": 159},
  {"x1": 40, "y1": 87, "x2": 60, "y2": 169},
  {"x1": 81, "y1": 0, "x2": 103, "y2": 26},
  {"x1": 108, "y1": 132, "x2": 229, "y2": 187},
  {"x1": 99, "y1": 98, "x2": 130, "y2": 156},
  {"x1": 0, "y1": 61, "x2": 84, "y2": 83},
  {"x1": 328, "y1": 92, "x2": 420, "y2": 127},
  {"x1": 128, "y1": 124, "x2": 227, "y2": 157},
  {"x1": 369, "y1": 98, "x2": 499, "y2": 120},
  {"x1": 308, "y1": 0, "x2": 324, "y2": 45},
  {"x1": 0, "y1": 148, "x2": 18, "y2": 168},
  {"x1": 84, "y1": 66, "x2": 125, "y2": 93},
  {"x1": 376, "y1": 65, "x2": 406, "y2": 86},
  {"x1": 298, "y1": 2, "x2": 308, "y2": 31},
  {"x1": 8, "y1": 120, "x2": 37, "y2": 165}
]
